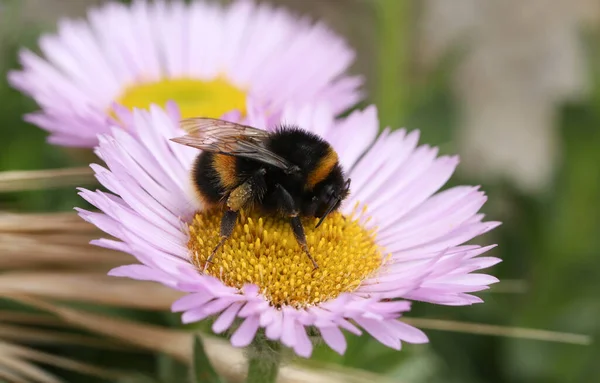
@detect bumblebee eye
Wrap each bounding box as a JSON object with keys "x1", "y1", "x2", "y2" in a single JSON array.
[
  {"x1": 344, "y1": 178, "x2": 351, "y2": 192},
  {"x1": 325, "y1": 186, "x2": 335, "y2": 198}
]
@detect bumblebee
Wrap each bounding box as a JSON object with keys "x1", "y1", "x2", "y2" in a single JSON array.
[{"x1": 170, "y1": 118, "x2": 351, "y2": 270}]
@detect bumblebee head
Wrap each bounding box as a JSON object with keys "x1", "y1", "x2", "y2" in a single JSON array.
[{"x1": 311, "y1": 166, "x2": 351, "y2": 228}]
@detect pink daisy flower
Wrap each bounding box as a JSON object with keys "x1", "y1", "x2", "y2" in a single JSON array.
[
  {"x1": 76, "y1": 102, "x2": 501, "y2": 357},
  {"x1": 8, "y1": 0, "x2": 362, "y2": 147}
]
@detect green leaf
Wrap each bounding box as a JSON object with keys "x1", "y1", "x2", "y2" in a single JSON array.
[{"x1": 191, "y1": 336, "x2": 224, "y2": 383}]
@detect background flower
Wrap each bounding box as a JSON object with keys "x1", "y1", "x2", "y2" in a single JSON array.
[
  {"x1": 8, "y1": 0, "x2": 362, "y2": 147},
  {"x1": 77, "y1": 101, "x2": 500, "y2": 357}
]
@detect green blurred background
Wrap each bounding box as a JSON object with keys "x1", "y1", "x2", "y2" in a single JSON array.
[{"x1": 1, "y1": 0, "x2": 599, "y2": 382}]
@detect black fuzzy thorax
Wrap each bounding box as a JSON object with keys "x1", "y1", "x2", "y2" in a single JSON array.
[
  {"x1": 267, "y1": 126, "x2": 332, "y2": 173},
  {"x1": 235, "y1": 126, "x2": 332, "y2": 213}
]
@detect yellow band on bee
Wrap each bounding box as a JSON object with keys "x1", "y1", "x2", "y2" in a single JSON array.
[
  {"x1": 213, "y1": 154, "x2": 238, "y2": 189},
  {"x1": 307, "y1": 148, "x2": 338, "y2": 189}
]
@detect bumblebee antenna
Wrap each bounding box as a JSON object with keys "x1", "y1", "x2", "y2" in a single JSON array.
[{"x1": 315, "y1": 197, "x2": 340, "y2": 229}]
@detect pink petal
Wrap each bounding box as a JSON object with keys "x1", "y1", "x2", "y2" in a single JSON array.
[
  {"x1": 280, "y1": 309, "x2": 297, "y2": 348},
  {"x1": 319, "y1": 326, "x2": 347, "y2": 355},
  {"x1": 354, "y1": 317, "x2": 401, "y2": 350},
  {"x1": 265, "y1": 311, "x2": 283, "y2": 340},
  {"x1": 388, "y1": 320, "x2": 429, "y2": 344},
  {"x1": 172, "y1": 293, "x2": 214, "y2": 312},
  {"x1": 230, "y1": 315, "x2": 260, "y2": 348},
  {"x1": 292, "y1": 324, "x2": 313, "y2": 358},
  {"x1": 212, "y1": 302, "x2": 244, "y2": 334}
]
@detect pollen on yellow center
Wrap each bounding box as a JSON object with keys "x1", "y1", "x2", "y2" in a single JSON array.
[
  {"x1": 114, "y1": 77, "x2": 247, "y2": 119},
  {"x1": 187, "y1": 209, "x2": 384, "y2": 308}
]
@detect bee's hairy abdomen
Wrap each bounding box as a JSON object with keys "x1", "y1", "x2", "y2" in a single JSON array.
[{"x1": 192, "y1": 152, "x2": 241, "y2": 208}]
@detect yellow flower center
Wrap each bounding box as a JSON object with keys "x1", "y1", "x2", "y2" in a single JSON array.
[
  {"x1": 187, "y1": 209, "x2": 384, "y2": 308},
  {"x1": 114, "y1": 78, "x2": 247, "y2": 119}
]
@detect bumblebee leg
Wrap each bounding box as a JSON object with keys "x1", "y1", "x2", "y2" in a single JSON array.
[
  {"x1": 226, "y1": 168, "x2": 267, "y2": 211},
  {"x1": 205, "y1": 209, "x2": 238, "y2": 272},
  {"x1": 275, "y1": 184, "x2": 319, "y2": 270},
  {"x1": 205, "y1": 170, "x2": 266, "y2": 272},
  {"x1": 290, "y1": 216, "x2": 318, "y2": 270}
]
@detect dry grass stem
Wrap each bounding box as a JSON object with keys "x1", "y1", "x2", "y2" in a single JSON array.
[
  {"x1": 0, "y1": 365, "x2": 35, "y2": 383},
  {"x1": 0, "y1": 212, "x2": 95, "y2": 233},
  {"x1": 0, "y1": 311, "x2": 64, "y2": 327},
  {"x1": 0, "y1": 323, "x2": 128, "y2": 350},
  {"x1": 0, "y1": 344, "x2": 61, "y2": 383},
  {"x1": 5, "y1": 342, "x2": 127, "y2": 380},
  {"x1": 403, "y1": 317, "x2": 592, "y2": 345},
  {"x1": 0, "y1": 212, "x2": 127, "y2": 270},
  {"x1": 3, "y1": 342, "x2": 129, "y2": 381},
  {"x1": 0, "y1": 167, "x2": 95, "y2": 193},
  {"x1": 0, "y1": 272, "x2": 182, "y2": 309},
  {"x1": 486, "y1": 279, "x2": 528, "y2": 294},
  {"x1": 0, "y1": 234, "x2": 127, "y2": 269}
]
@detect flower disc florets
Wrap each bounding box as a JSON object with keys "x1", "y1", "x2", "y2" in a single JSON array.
[{"x1": 188, "y1": 208, "x2": 383, "y2": 309}]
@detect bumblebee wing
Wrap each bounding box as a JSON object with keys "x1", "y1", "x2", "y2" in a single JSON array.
[
  {"x1": 179, "y1": 117, "x2": 268, "y2": 139},
  {"x1": 172, "y1": 118, "x2": 296, "y2": 172}
]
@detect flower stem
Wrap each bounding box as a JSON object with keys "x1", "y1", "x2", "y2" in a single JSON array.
[
  {"x1": 375, "y1": 0, "x2": 413, "y2": 128},
  {"x1": 245, "y1": 337, "x2": 281, "y2": 383}
]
